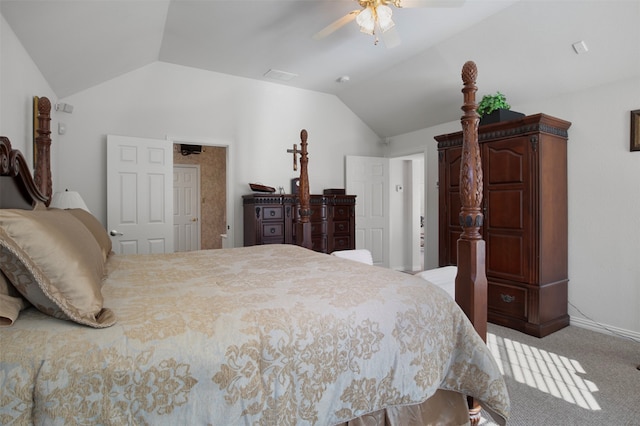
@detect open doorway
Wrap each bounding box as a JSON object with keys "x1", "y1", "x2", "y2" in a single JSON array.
[
  {"x1": 172, "y1": 142, "x2": 228, "y2": 250},
  {"x1": 389, "y1": 153, "x2": 425, "y2": 272}
]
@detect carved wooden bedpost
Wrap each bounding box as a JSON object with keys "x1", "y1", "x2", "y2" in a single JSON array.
[
  {"x1": 297, "y1": 129, "x2": 312, "y2": 249},
  {"x1": 457, "y1": 61, "x2": 487, "y2": 425},
  {"x1": 455, "y1": 61, "x2": 487, "y2": 341},
  {"x1": 34, "y1": 97, "x2": 52, "y2": 204}
]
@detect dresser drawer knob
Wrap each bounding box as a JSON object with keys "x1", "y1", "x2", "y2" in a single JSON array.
[
  {"x1": 270, "y1": 210, "x2": 276, "y2": 217},
  {"x1": 270, "y1": 227, "x2": 276, "y2": 234},
  {"x1": 500, "y1": 294, "x2": 516, "y2": 303}
]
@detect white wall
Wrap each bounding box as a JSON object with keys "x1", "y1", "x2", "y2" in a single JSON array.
[
  {"x1": 0, "y1": 14, "x2": 57, "y2": 174},
  {"x1": 55, "y1": 62, "x2": 382, "y2": 247},
  {"x1": 387, "y1": 76, "x2": 640, "y2": 338}
]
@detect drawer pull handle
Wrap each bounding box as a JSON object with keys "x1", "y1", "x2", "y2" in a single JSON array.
[
  {"x1": 270, "y1": 211, "x2": 276, "y2": 217},
  {"x1": 338, "y1": 224, "x2": 344, "y2": 231},
  {"x1": 500, "y1": 294, "x2": 516, "y2": 303},
  {"x1": 270, "y1": 228, "x2": 276, "y2": 234}
]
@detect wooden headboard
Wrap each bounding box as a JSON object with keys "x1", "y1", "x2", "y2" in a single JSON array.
[
  {"x1": 0, "y1": 96, "x2": 52, "y2": 210},
  {"x1": 0, "y1": 137, "x2": 48, "y2": 210}
]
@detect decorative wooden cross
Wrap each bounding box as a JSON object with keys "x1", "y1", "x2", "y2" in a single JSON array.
[{"x1": 287, "y1": 144, "x2": 298, "y2": 171}]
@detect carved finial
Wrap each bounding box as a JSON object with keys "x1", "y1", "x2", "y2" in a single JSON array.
[
  {"x1": 461, "y1": 61, "x2": 477, "y2": 85},
  {"x1": 38, "y1": 97, "x2": 51, "y2": 115},
  {"x1": 300, "y1": 129, "x2": 308, "y2": 142}
]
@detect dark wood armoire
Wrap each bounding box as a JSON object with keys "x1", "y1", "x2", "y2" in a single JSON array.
[{"x1": 435, "y1": 113, "x2": 571, "y2": 337}]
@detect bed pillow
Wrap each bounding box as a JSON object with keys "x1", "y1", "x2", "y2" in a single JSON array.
[
  {"x1": 0, "y1": 271, "x2": 29, "y2": 326},
  {"x1": 65, "y1": 208, "x2": 113, "y2": 262},
  {"x1": 0, "y1": 209, "x2": 115, "y2": 328}
]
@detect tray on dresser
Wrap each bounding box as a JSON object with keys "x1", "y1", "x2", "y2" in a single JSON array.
[{"x1": 249, "y1": 183, "x2": 276, "y2": 193}]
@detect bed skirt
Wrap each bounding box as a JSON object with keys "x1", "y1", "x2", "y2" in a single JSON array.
[{"x1": 340, "y1": 389, "x2": 470, "y2": 426}]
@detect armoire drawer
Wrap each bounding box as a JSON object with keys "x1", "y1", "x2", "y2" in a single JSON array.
[{"x1": 488, "y1": 282, "x2": 527, "y2": 320}]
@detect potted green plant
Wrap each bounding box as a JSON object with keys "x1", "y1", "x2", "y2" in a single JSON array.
[{"x1": 477, "y1": 91, "x2": 524, "y2": 125}]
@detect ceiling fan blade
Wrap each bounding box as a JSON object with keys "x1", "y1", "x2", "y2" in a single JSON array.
[
  {"x1": 312, "y1": 10, "x2": 360, "y2": 40},
  {"x1": 396, "y1": 0, "x2": 465, "y2": 8}
]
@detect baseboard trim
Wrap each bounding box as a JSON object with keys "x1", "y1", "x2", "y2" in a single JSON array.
[{"x1": 570, "y1": 316, "x2": 640, "y2": 342}]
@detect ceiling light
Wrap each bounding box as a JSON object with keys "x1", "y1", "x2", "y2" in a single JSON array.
[
  {"x1": 376, "y1": 5, "x2": 395, "y2": 32},
  {"x1": 356, "y1": 7, "x2": 375, "y2": 35}
]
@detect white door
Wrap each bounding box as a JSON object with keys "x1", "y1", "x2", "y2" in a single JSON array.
[
  {"x1": 107, "y1": 135, "x2": 173, "y2": 255},
  {"x1": 173, "y1": 165, "x2": 200, "y2": 252},
  {"x1": 346, "y1": 156, "x2": 389, "y2": 267}
]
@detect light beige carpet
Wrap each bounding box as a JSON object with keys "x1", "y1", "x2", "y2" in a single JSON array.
[{"x1": 480, "y1": 323, "x2": 640, "y2": 425}]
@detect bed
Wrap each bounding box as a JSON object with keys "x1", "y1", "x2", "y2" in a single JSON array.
[{"x1": 0, "y1": 62, "x2": 509, "y2": 425}]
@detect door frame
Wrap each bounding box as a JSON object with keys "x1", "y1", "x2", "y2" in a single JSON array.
[{"x1": 166, "y1": 135, "x2": 233, "y2": 248}]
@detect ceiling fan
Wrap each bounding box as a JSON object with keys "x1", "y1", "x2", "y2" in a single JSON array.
[{"x1": 313, "y1": 0, "x2": 465, "y2": 47}]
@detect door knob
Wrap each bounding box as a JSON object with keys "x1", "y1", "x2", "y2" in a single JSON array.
[
  {"x1": 191, "y1": 218, "x2": 198, "y2": 222},
  {"x1": 109, "y1": 230, "x2": 123, "y2": 236}
]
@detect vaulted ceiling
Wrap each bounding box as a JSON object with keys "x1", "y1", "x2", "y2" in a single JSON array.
[{"x1": 2, "y1": 0, "x2": 638, "y2": 138}]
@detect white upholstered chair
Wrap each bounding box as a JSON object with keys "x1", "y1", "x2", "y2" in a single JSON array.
[
  {"x1": 330, "y1": 249, "x2": 373, "y2": 266},
  {"x1": 415, "y1": 266, "x2": 457, "y2": 299}
]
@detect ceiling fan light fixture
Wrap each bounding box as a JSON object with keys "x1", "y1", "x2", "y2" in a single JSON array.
[
  {"x1": 376, "y1": 5, "x2": 395, "y2": 33},
  {"x1": 356, "y1": 7, "x2": 375, "y2": 35},
  {"x1": 356, "y1": 4, "x2": 395, "y2": 36}
]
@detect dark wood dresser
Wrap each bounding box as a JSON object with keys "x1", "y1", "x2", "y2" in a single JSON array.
[
  {"x1": 243, "y1": 194, "x2": 356, "y2": 253},
  {"x1": 435, "y1": 113, "x2": 571, "y2": 337}
]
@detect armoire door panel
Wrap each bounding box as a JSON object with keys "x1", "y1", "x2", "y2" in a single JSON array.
[
  {"x1": 447, "y1": 192, "x2": 461, "y2": 227},
  {"x1": 447, "y1": 230, "x2": 461, "y2": 266},
  {"x1": 486, "y1": 233, "x2": 526, "y2": 280},
  {"x1": 483, "y1": 136, "x2": 532, "y2": 284},
  {"x1": 448, "y1": 151, "x2": 462, "y2": 189},
  {"x1": 487, "y1": 190, "x2": 524, "y2": 230},
  {"x1": 484, "y1": 140, "x2": 527, "y2": 185}
]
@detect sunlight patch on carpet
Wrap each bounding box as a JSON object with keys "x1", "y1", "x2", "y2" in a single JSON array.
[{"x1": 486, "y1": 332, "x2": 601, "y2": 411}]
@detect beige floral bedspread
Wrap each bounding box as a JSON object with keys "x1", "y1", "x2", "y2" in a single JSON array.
[{"x1": 0, "y1": 244, "x2": 509, "y2": 425}]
